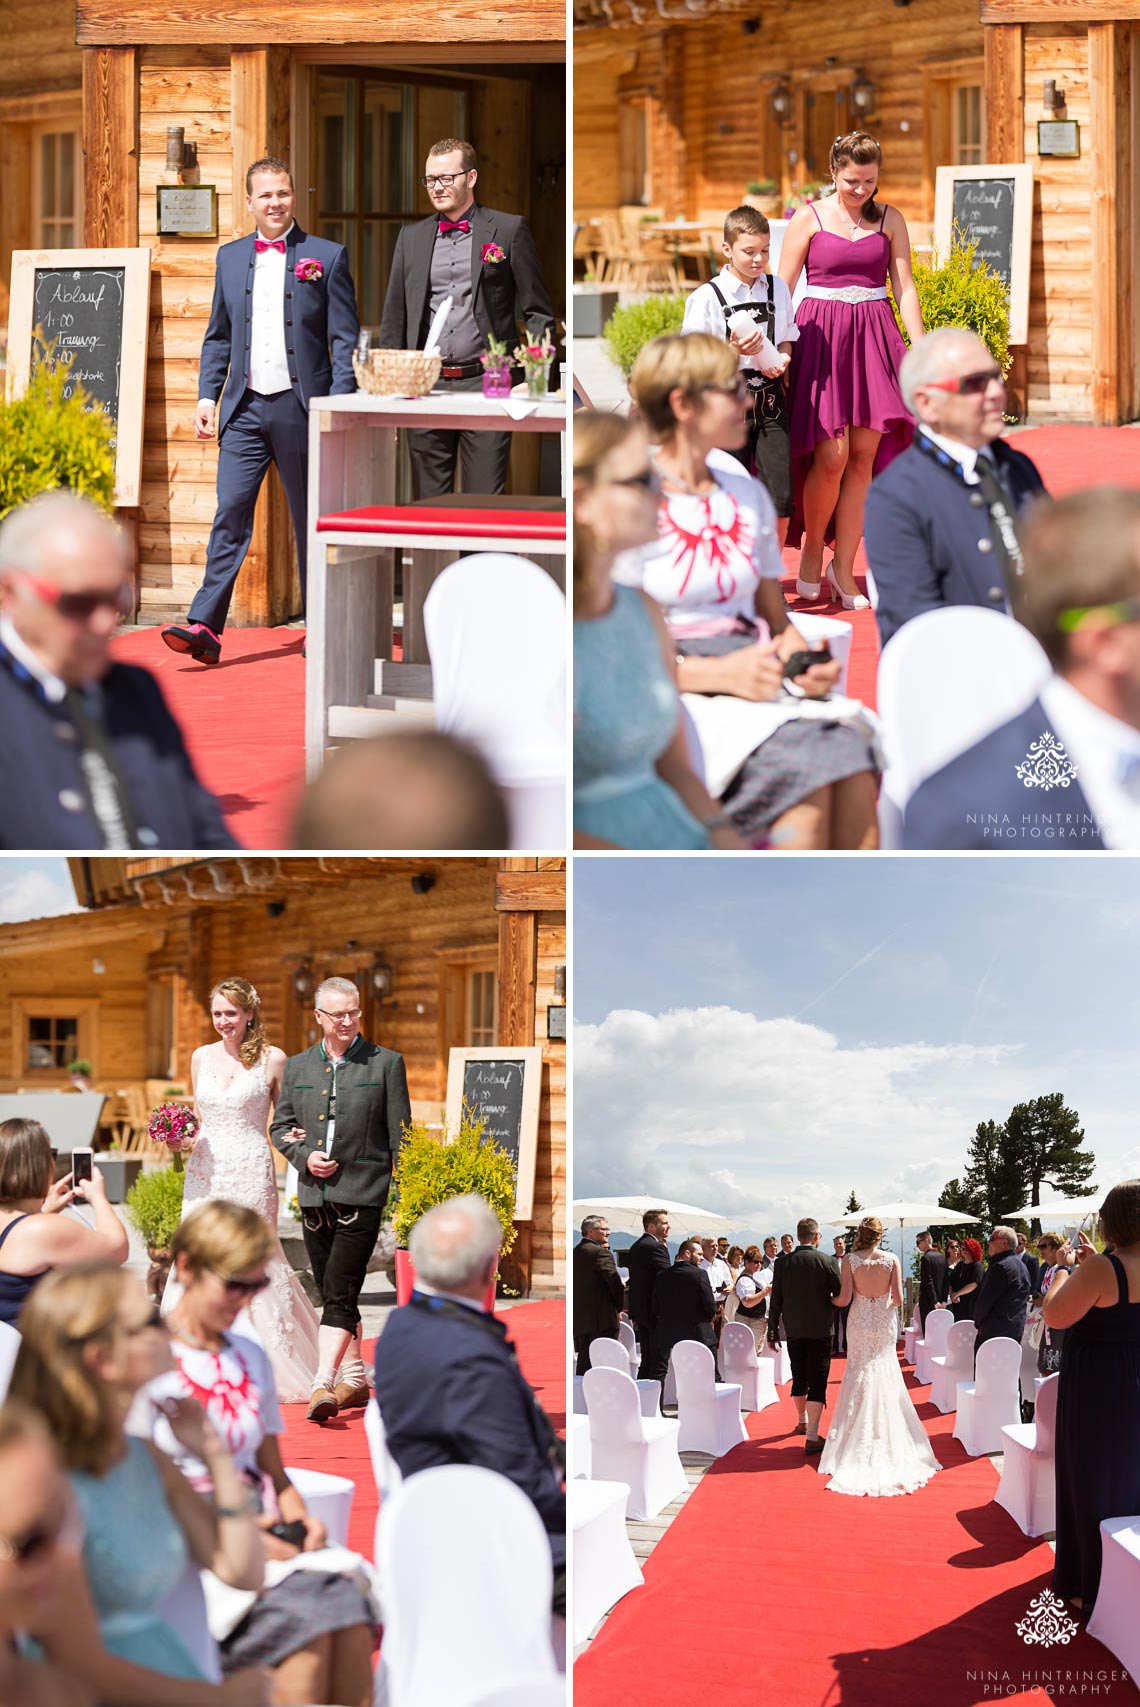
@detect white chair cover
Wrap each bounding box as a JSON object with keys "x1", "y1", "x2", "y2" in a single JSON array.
[
  {"x1": 467, "y1": 1684, "x2": 566, "y2": 1707},
  {"x1": 670, "y1": 1341, "x2": 747, "y2": 1456},
  {"x1": 1019, "y1": 1319, "x2": 1043, "y2": 1406},
  {"x1": 617, "y1": 1319, "x2": 640, "y2": 1374},
  {"x1": 719, "y1": 1321, "x2": 778, "y2": 1413},
  {"x1": 571, "y1": 1478, "x2": 644, "y2": 1646},
  {"x1": 995, "y1": 1371, "x2": 1059, "y2": 1537},
  {"x1": 0, "y1": 1320, "x2": 20, "y2": 1403},
  {"x1": 589, "y1": 1336, "x2": 661, "y2": 1417},
  {"x1": 582, "y1": 1365, "x2": 687, "y2": 1521},
  {"x1": 953, "y1": 1335, "x2": 1023, "y2": 1456},
  {"x1": 902, "y1": 1305, "x2": 921, "y2": 1365},
  {"x1": 915, "y1": 1307, "x2": 954, "y2": 1385},
  {"x1": 1088, "y1": 1516, "x2": 1140, "y2": 1677},
  {"x1": 376, "y1": 1465, "x2": 556, "y2": 1707},
  {"x1": 877, "y1": 605, "x2": 1052, "y2": 847},
  {"x1": 283, "y1": 1465, "x2": 355, "y2": 1547},
  {"x1": 154, "y1": 1566, "x2": 223, "y2": 1683},
  {"x1": 788, "y1": 612, "x2": 854, "y2": 696},
  {"x1": 572, "y1": 1374, "x2": 587, "y2": 1416},
  {"x1": 761, "y1": 1335, "x2": 791, "y2": 1385},
  {"x1": 363, "y1": 1397, "x2": 404, "y2": 1502},
  {"x1": 424, "y1": 552, "x2": 565, "y2": 795},
  {"x1": 929, "y1": 1320, "x2": 977, "y2": 1414},
  {"x1": 570, "y1": 1413, "x2": 591, "y2": 1480}
]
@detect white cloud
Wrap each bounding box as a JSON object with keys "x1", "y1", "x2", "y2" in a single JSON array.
[
  {"x1": 574, "y1": 1004, "x2": 1021, "y2": 1235},
  {"x1": 0, "y1": 867, "x2": 80, "y2": 924}
]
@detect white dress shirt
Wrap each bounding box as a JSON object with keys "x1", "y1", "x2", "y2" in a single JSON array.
[
  {"x1": 1038, "y1": 675, "x2": 1140, "y2": 849},
  {"x1": 0, "y1": 613, "x2": 66, "y2": 702},
  {"x1": 918, "y1": 426, "x2": 996, "y2": 486},
  {"x1": 682, "y1": 265, "x2": 799, "y2": 371},
  {"x1": 248, "y1": 222, "x2": 294, "y2": 396}
]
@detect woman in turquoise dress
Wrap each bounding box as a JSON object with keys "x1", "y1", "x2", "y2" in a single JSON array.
[
  {"x1": 574, "y1": 410, "x2": 744, "y2": 850},
  {"x1": 10, "y1": 1263, "x2": 267, "y2": 1707}
]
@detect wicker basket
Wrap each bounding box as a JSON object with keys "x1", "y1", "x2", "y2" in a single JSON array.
[{"x1": 353, "y1": 348, "x2": 442, "y2": 397}]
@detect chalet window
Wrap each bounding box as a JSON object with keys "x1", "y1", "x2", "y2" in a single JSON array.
[
  {"x1": 619, "y1": 101, "x2": 648, "y2": 208},
  {"x1": 953, "y1": 84, "x2": 984, "y2": 165},
  {"x1": 467, "y1": 969, "x2": 497, "y2": 1047},
  {"x1": 26, "y1": 1014, "x2": 79, "y2": 1072},
  {"x1": 33, "y1": 128, "x2": 81, "y2": 249}
]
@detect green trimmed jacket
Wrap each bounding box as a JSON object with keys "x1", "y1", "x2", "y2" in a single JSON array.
[{"x1": 270, "y1": 1036, "x2": 411, "y2": 1209}]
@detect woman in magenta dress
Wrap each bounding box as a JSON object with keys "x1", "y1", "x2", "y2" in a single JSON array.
[{"x1": 779, "y1": 131, "x2": 924, "y2": 610}]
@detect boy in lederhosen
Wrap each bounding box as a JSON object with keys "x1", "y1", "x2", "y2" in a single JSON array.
[{"x1": 682, "y1": 205, "x2": 798, "y2": 543}]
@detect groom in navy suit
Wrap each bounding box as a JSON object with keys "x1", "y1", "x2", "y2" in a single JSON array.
[{"x1": 163, "y1": 157, "x2": 359, "y2": 665}]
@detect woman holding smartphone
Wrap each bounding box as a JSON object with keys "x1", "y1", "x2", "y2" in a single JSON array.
[{"x1": 0, "y1": 1118, "x2": 128, "y2": 1327}]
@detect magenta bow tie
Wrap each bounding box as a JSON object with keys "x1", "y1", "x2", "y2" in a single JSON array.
[
  {"x1": 254, "y1": 238, "x2": 286, "y2": 253},
  {"x1": 437, "y1": 219, "x2": 470, "y2": 235}
]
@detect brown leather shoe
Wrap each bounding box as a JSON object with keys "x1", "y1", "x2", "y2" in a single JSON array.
[
  {"x1": 333, "y1": 1380, "x2": 370, "y2": 1409},
  {"x1": 307, "y1": 1385, "x2": 339, "y2": 1423}
]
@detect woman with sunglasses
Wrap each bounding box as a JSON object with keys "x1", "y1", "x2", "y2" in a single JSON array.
[
  {"x1": 624, "y1": 333, "x2": 880, "y2": 850},
  {"x1": 0, "y1": 1117, "x2": 129, "y2": 1327},
  {"x1": 9, "y1": 1264, "x2": 268, "y2": 1706},
  {"x1": 574, "y1": 409, "x2": 743, "y2": 848},
  {"x1": 163, "y1": 977, "x2": 319, "y2": 1404},
  {"x1": 149, "y1": 1201, "x2": 375, "y2": 1707}
]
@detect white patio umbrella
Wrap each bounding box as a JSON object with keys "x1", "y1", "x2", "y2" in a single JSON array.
[
  {"x1": 1002, "y1": 1195, "x2": 1101, "y2": 1222},
  {"x1": 829, "y1": 1202, "x2": 981, "y2": 1293},
  {"x1": 572, "y1": 1196, "x2": 735, "y2": 1239}
]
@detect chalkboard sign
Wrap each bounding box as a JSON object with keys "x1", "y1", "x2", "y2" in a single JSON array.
[
  {"x1": 7, "y1": 248, "x2": 151, "y2": 506},
  {"x1": 446, "y1": 1045, "x2": 543, "y2": 1220},
  {"x1": 934, "y1": 165, "x2": 1033, "y2": 345}
]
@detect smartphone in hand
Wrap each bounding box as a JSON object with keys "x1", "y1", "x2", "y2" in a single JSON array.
[{"x1": 71, "y1": 1148, "x2": 94, "y2": 1186}]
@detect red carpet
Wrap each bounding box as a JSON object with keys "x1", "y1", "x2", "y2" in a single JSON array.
[
  {"x1": 277, "y1": 1298, "x2": 566, "y2": 1562},
  {"x1": 575, "y1": 1353, "x2": 1137, "y2": 1706}
]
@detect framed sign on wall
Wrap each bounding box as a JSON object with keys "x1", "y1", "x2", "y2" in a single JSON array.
[
  {"x1": 445, "y1": 1045, "x2": 544, "y2": 1221},
  {"x1": 6, "y1": 247, "x2": 152, "y2": 506},
  {"x1": 934, "y1": 163, "x2": 1034, "y2": 346}
]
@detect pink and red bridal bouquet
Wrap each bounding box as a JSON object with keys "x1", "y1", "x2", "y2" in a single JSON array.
[{"x1": 148, "y1": 1103, "x2": 199, "y2": 1172}]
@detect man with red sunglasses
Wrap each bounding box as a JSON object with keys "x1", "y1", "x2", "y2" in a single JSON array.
[
  {"x1": 864, "y1": 326, "x2": 1046, "y2": 648},
  {"x1": 0, "y1": 491, "x2": 234, "y2": 849}
]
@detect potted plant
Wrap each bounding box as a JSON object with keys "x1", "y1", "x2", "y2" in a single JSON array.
[
  {"x1": 480, "y1": 334, "x2": 512, "y2": 399},
  {"x1": 390, "y1": 1104, "x2": 517, "y2": 1308},
  {"x1": 66, "y1": 1059, "x2": 95, "y2": 1091},
  {"x1": 512, "y1": 329, "x2": 556, "y2": 399},
  {"x1": 603, "y1": 293, "x2": 688, "y2": 378},
  {"x1": 744, "y1": 178, "x2": 780, "y2": 216},
  {"x1": 891, "y1": 226, "x2": 1011, "y2": 371},
  {"x1": 125, "y1": 1166, "x2": 185, "y2": 1302},
  {"x1": 572, "y1": 273, "x2": 621, "y2": 341},
  {"x1": 0, "y1": 338, "x2": 115, "y2": 517}
]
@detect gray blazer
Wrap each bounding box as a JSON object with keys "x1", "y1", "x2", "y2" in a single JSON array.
[{"x1": 270, "y1": 1036, "x2": 410, "y2": 1209}]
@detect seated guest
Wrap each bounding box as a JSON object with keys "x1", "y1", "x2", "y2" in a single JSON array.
[
  {"x1": 574, "y1": 409, "x2": 742, "y2": 849},
  {"x1": 865, "y1": 326, "x2": 1047, "y2": 650},
  {"x1": 142, "y1": 1202, "x2": 376, "y2": 1707},
  {"x1": 0, "y1": 492, "x2": 236, "y2": 850},
  {"x1": 374, "y1": 1194, "x2": 566, "y2": 1614},
  {"x1": 0, "y1": 1118, "x2": 128, "y2": 1325},
  {"x1": 573, "y1": 1213, "x2": 624, "y2": 1375},
  {"x1": 653, "y1": 1239, "x2": 717, "y2": 1362},
  {"x1": 1046, "y1": 1181, "x2": 1140, "y2": 1616},
  {"x1": 903, "y1": 489, "x2": 1140, "y2": 849},
  {"x1": 972, "y1": 1226, "x2": 1030, "y2": 1351},
  {"x1": 621, "y1": 334, "x2": 879, "y2": 850},
  {"x1": 733, "y1": 1245, "x2": 772, "y2": 1352},
  {"x1": 293, "y1": 729, "x2": 509, "y2": 850},
  {"x1": 949, "y1": 1237, "x2": 985, "y2": 1321},
  {"x1": 10, "y1": 1263, "x2": 268, "y2": 1706},
  {"x1": 1036, "y1": 1232, "x2": 1073, "y2": 1377}
]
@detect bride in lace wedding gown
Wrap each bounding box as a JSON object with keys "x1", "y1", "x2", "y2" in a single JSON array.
[
  {"x1": 819, "y1": 1228, "x2": 939, "y2": 1498},
  {"x1": 162, "y1": 982, "x2": 319, "y2": 1403}
]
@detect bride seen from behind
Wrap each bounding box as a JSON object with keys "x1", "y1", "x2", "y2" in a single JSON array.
[
  {"x1": 161, "y1": 978, "x2": 320, "y2": 1402},
  {"x1": 819, "y1": 1216, "x2": 940, "y2": 1497}
]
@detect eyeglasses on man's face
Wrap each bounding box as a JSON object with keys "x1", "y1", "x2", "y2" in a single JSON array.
[
  {"x1": 316, "y1": 1007, "x2": 361, "y2": 1023},
  {"x1": 922, "y1": 367, "x2": 1004, "y2": 397},
  {"x1": 10, "y1": 570, "x2": 132, "y2": 623},
  {"x1": 422, "y1": 171, "x2": 471, "y2": 189}
]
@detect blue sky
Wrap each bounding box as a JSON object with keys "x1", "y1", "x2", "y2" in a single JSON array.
[
  {"x1": 0, "y1": 859, "x2": 81, "y2": 923},
  {"x1": 574, "y1": 856, "x2": 1137, "y2": 1250}
]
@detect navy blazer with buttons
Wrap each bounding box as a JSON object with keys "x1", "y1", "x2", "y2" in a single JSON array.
[
  {"x1": 0, "y1": 654, "x2": 235, "y2": 850},
  {"x1": 198, "y1": 225, "x2": 359, "y2": 438},
  {"x1": 866, "y1": 431, "x2": 1048, "y2": 651}
]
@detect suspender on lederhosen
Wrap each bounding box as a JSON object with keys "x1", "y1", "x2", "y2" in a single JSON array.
[{"x1": 710, "y1": 276, "x2": 778, "y2": 395}]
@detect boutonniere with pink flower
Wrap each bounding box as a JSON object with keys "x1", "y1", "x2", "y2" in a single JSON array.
[
  {"x1": 481, "y1": 242, "x2": 506, "y2": 266},
  {"x1": 295, "y1": 257, "x2": 323, "y2": 282}
]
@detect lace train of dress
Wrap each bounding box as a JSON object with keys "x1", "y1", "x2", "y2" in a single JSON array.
[
  {"x1": 161, "y1": 1052, "x2": 319, "y2": 1403},
  {"x1": 819, "y1": 1251, "x2": 939, "y2": 1498}
]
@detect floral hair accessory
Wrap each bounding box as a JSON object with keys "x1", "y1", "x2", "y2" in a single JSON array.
[
  {"x1": 481, "y1": 242, "x2": 506, "y2": 265},
  {"x1": 246, "y1": 986, "x2": 260, "y2": 1006},
  {"x1": 295, "y1": 257, "x2": 323, "y2": 282}
]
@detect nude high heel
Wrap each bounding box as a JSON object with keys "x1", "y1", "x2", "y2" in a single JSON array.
[
  {"x1": 825, "y1": 561, "x2": 870, "y2": 612},
  {"x1": 795, "y1": 573, "x2": 825, "y2": 602}
]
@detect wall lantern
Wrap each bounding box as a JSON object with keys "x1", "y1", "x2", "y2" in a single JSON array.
[
  {"x1": 769, "y1": 81, "x2": 794, "y2": 129},
  {"x1": 1042, "y1": 79, "x2": 1065, "y2": 115},
  {"x1": 164, "y1": 125, "x2": 198, "y2": 176},
  {"x1": 293, "y1": 961, "x2": 314, "y2": 1004},
  {"x1": 850, "y1": 70, "x2": 876, "y2": 119},
  {"x1": 369, "y1": 953, "x2": 394, "y2": 1001},
  {"x1": 553, "y1": 965, "x2": 566, "y2": 1002}
]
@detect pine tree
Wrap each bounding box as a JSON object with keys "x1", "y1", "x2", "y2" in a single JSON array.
[
  {"x1": 931, "y1": 1177, "x2": 982, "y2": 1246},
  {"x1": 841, "y1": 1189, "x2": 862, "y2": 1254},
  {"x1": 1004, "y1": 1094, "x2": 1097, "y2": 1234},
  {"x1": 962, "y1": 1118, "x2": 1024, "y2": 1229}
]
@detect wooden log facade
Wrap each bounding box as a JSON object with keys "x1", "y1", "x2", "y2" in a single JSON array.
[
  {"x1": 0, "y1": 856, "x2": 567, "y2": 1290},
  {"x1": 574, "y1": 0, "x2": 1140, "y2": 424},
  {"x1": 0, "y1": 0, "x2": 565, "y2": 623}
]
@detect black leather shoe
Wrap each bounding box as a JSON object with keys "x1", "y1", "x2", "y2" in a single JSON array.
[
  {"x1": 161, "y1": 623, "x2": 221, "y2": 665},
  {"x1": 805, "y1": 1435, "x2": 827, "y2": 1455}
]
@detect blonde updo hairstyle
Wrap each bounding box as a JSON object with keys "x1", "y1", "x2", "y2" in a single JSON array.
[
  {"x1": 628, "y1": 332, "x2": 738, "y2": 442},
  {"x1": 210, "y1": 977, "x2": 267, "y2": 1068},
  {"x1": 829, "y1": 131, "x2": 885, "y2": 225},
  {"x1": 9, "y1": 1264, "x2": 130, "y2": 1475},
  {"x1": 572, "y1": 410, "x2": 642, "y2": 599},
  {"x1": 852, "y1": 1216, "x2": 883, "y2": 1252},
  {"x1": 172, "y1": 1199, "x2": 276, "y2": 1283}
]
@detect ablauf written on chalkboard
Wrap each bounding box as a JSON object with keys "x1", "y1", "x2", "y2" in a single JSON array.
[
  {"x1": 32, "y1": 267, "x2": 126, "y2": 443},
  {"x1": 463, "y1": 1060, "x2": 526, "y2": 1164},
  {"x1": 951, "y1": 180, "x2": 1015, "y2": 289}
]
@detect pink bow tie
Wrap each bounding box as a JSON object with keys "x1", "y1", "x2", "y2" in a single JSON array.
[
  {"x1": 437, "y1": 219, "x2": 470, "y2": 235},
  {"x1": 255, "y1": 238, "x2": 286, "y2": 253}
]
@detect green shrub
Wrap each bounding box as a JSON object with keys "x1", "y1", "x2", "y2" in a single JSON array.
[
  {"x1": 603, "y1": 294, "x2": 688, "y2": 378},
  {"x1": 745, "y1": 179, "x2": 778, "y2": 196},
  {"x1": 891, "y1": 228, "x2": 1011, "y2": 372},
  {"x1": 125, "y1": 1166, "x2": 185, "y2": 1252},
  {"x1": 0, "y1": 337, "x2": 116, "y2": 519},
  {"x1": 391, "y1": 1104, "x2": 517, "y2": 1255}
]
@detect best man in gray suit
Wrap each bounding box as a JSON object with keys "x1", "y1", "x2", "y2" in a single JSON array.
[
  {"x1": 767, "y1": 1217, "x2": 842, "y2": 1454},
  {"x1": 271, "y1": 974, "x2": 410, "y2": 1423}
]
